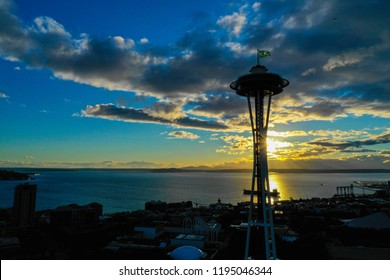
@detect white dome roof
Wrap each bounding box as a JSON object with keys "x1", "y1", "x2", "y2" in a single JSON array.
[{"x1": 170, "y1": 246, "x2": 205, "y2": 260}]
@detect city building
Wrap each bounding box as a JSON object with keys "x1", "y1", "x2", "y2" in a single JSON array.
[
  {"x1": 50, "y1": 202, "x2": 103, "y2": 227},
  {"x1": 13, "y1": 183, "x2": 37, "y2": 228}
]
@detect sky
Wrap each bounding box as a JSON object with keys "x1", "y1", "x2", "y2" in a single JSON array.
[{"x1": 0, "y1": 0, "x2": 389, "y2": 169}]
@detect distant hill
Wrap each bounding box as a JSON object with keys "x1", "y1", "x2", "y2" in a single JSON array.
[
  {"x1": 270, "y1": 169, "x2": 390, "y2": 173},
  {"x1": 0, "y1": 170, "x2": 31, "y2": 180},
  {"x1": 151, "y1": 168, "x2": 390, "y2": 173}
]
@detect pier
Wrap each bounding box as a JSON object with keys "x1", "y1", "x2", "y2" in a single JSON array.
[{"x1": 336, "y1": 185, "x2": 354, "y2": 197}]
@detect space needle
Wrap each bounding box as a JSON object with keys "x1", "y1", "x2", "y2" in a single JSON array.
[{"x1": 230, "y1": 50, "x2": 289, "y2": 260}]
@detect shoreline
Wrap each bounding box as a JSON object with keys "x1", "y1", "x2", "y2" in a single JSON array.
[{"x1": 2, "y1": 167, "x2": 390, "y2": 174}]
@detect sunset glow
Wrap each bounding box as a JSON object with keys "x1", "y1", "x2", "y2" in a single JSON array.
[
  {"x1": 0, "y1": 0, "x2": 389, "y2": 170},
  {"x1": 267, "y1": 139, "x2": 292, "y2": 158}
]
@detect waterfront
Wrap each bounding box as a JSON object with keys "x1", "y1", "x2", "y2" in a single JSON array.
[{"x1": 0, "y1": 169, "x2": 388, "y2": 213}]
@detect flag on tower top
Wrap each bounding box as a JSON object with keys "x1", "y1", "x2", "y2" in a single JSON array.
[{"x1": 258, "y1": 50, "x2": 271, "y2": 57}]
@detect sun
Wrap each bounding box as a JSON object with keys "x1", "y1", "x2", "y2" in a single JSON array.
[{"x1": 267, "y1": 139, "x2": 292, "y2": 157}]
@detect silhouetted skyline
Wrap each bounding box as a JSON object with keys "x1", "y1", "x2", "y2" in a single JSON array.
[{"x1": 0, "y1": 0, "x2": 389, "y2": 169}]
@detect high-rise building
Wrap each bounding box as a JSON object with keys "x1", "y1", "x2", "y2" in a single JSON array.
[{"x1": 13, "y1": 183, "x2": 37, "y2": 228}]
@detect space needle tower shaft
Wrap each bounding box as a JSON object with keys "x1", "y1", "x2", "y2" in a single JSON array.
[{"x1": 230, "y1": 50, "x2": 289, "y2": 260}]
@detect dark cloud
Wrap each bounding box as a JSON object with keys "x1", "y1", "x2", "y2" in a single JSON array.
[
  {"x1": 309, "y1": 133, "x2": 390, "y2": 150},
  {"x1": 189, "y1": 92, "x2": 247, "y2": 117},
  {"x1": 0, "y1": 0, "x2": 247, "y2": 97},
  {"x1": 247, "y1": 0, "x2": 390, "y2": 57},
  {"x1": 81, "y1": 103, "x2": 228, "y2": 131},
  {"x1": 139, "y1": 29, "x2": 249, "y2": 95},
  {"x1": 0, "y1": 0, "x2": 29, "y2": 56},
  {"x1": 294, "y1": 99, "x2": 346, "y2": 118},
  {"x1": 242, "y1": 0, "x2": 390, "y2": 121},
  {"x1": 341, "y1": 149, "x2": 377, "y2": 153},
  {"x1": 0, "y1": 0, "x2": 389, "y2": 124}
]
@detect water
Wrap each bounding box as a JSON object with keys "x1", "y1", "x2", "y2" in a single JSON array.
[{"x1": 1, "y1": 169, "x2": 389, "y2": 214}]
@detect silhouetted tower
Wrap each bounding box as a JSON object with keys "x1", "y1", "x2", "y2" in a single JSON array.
[
  {"x1": 13, "y1": 183, "x2": 37, "y2": 228},
  {"x1": 230, "y1": 50, "x2": 289, "y2": 259}
]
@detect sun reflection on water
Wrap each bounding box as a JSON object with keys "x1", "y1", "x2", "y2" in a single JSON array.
[{"x1": 269, "y1": 173, "x2": 294, "y2": 201}]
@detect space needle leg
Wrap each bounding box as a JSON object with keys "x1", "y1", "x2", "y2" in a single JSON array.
[
  {"x1": 245, "y1": 95, "x2": 256, "y2": 260},
  {"x1": 264, "y1": 95, "x2": 277, "y2": 259}
]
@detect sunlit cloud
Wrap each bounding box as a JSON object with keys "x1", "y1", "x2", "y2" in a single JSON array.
[
  {"x1": 307, "y1": 129, "x2": 373, "y2": 141},
  {"x1": 145, "y1": 101, "x2": 185, "y2": 121},
  {"x1": 216, "y1": 135, "x2": 252, "y2": 155},
  {"x1": 250, "y1": 128, "x2": 390, "y2": 163},
  {"x1": 268, "y1": 130, "x2": 308, "y2": 137},
  {"x1": 167, "y1": 131, "x2": 200, "y2": 140}
]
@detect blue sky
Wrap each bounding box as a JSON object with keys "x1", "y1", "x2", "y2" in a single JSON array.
[{"x1": 0, "y1": 0, "x2": 389, "y2": 169}]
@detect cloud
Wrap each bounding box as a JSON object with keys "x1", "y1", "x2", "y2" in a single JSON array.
[
  {"x1": 322, "y1": 49, "x2": 372, "y2": 72},
  {"x1": 272, "y1": 94, "x2": 390, "y2": 124},
  {"x1": 167, "y1": 131, "x2": 200, "y2": 140},
  {"x1": 252, "y1": 2, "x2": 261, "y2": 12},
  {"x1": 262, "y1": 128, "x2": 390, "y2": 162},
  {"x1": 272, "y1": 145, "x2": 334, "y2": 160},
  {"x1": 268, "y1": 130, "x2": 308, "y2": 137},
  {"x1": 139, "y1": 37, "x2": 149, "y2": 44},
  {"x1": 307, "y1": 129, "x2": 371, "y2": 140},
  {"x1": 283, "y1": 1, "x2": 331, "y2": 29},
  {"x1": 33, "y1": 16, "x2": 69, "y2": 36},
  {"x1": 269, "y1": 156, "x2": 389, "y2": 169},
  {"x1": 145, "y1": 101, "x2": 185, "y2": 120},
  {"x1": 189, "y1": 92, "x2": 247, "y2": 118},
  {"x1": 341, "y1": 149, "x2": 377, "y2": 153},
  {"x1": 272, "y1": 98, "x2": 349, "y2": 123},
  {"x1": 309, "y1": 132, "x2": 390, "y2": 151},
  {"x1": 211, "y1": 151, "x2": 390, "y2": 169},
  {"x1": 0, "y1": 0, "x2": 389, "y2": 128},
  {"x1": 301, "y1": 67, "x2": 316, "y2": 76},
  {"x1": 217, "y1": 12, "x2": 247, "y2": 36},
  {"x1": 210, "y1": 133, "x2": 220, "y2": 140},
  {"x1": 216, "y1": 135, "x2": 252, "y2": 155},
  {"x1": 0, "y1": 92, "x2": 9, "y2": 99},
  {"x1": 80, "y1": 103, "x2": 229, "y2": 131},
  {"x1": 0, "y1": 0, "x2": 251, "y2": 98},
  {"x1": 0, "y1": 1, "x2": 147, "y2": 92}
]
